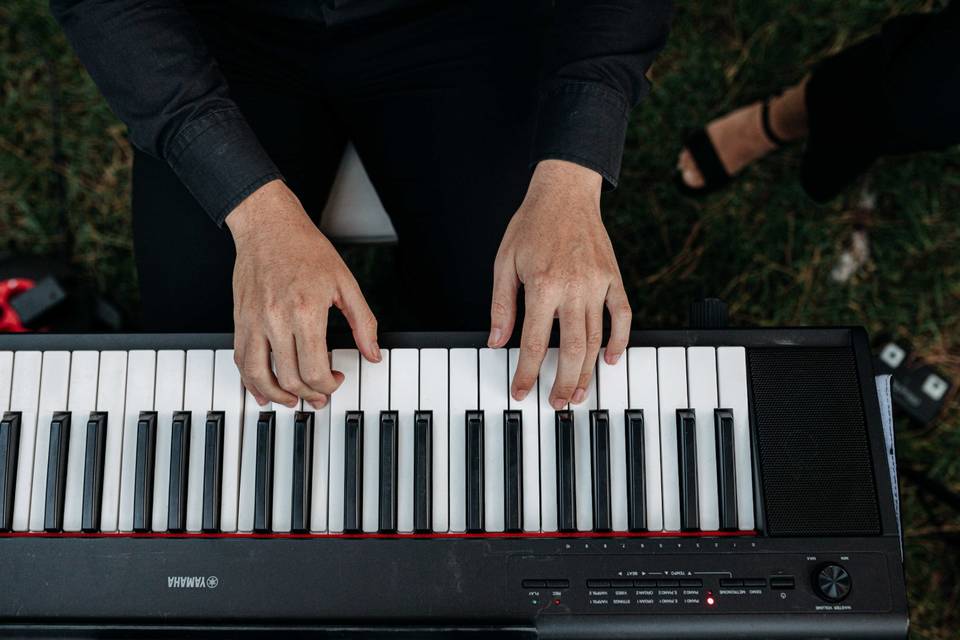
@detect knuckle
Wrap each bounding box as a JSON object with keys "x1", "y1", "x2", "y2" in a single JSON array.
[
  {"x1": 521, "y1": 338, "x2": 548, "y2": 357},
  {"x1": 563, "y1": 336, "x2": 587, "y2": 354},
  {"x1": 553, "y1": 383, "x2": 576, "y2": 399},
  {"x1": 586, "y1": 329, "x2": 603, "y2": 349},
  {"x1": 490, "y1": 299, "x2": 511, "y2": 319}
]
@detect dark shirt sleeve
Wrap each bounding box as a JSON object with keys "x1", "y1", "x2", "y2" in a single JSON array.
[
  {"x1": 533, "y1": 0, "x2": 673, "y2": 188},
  {"x1": 49, "y1": 0, "x2": 282, "y2": 226}
]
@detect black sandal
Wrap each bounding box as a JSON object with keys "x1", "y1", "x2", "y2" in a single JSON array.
[{"x1": 676, "y1": 95, "x2": 791, "y2": 197}]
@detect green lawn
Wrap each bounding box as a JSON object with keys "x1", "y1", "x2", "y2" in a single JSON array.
[{"x1": 2, "y1": 1, "x2": 958, "y2": 637}]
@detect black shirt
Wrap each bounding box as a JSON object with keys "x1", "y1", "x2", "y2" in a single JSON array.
[{"x1": 50, "y1": 0, "x2": 673, "y2": 226}]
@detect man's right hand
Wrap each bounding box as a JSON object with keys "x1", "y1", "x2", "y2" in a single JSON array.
[{"x1": 225, "y1": 179, "x2": 381, "y2": 410}]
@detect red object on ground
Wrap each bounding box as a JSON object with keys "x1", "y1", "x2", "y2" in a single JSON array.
[{"x1": 0, "y1": 278, "x2": 36, "y2": 333}]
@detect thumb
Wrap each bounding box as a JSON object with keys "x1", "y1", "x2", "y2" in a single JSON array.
[
  {"x1": 489, "y1": 260, "x2": 519, "y2": 348},
  {"x1": 336, "y1": 278, "x2": 381, "y2": 362}
]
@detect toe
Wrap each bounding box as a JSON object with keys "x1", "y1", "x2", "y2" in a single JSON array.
[{"x1": 678, "y1": 149, "x2": 705, "y2": 188}]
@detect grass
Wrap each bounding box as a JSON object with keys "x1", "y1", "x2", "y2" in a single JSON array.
[{"x1": 2, "y1": 0, "x2": 958, "y2": 637}]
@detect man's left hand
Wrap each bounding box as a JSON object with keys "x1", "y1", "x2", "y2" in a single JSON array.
[{"x1": 489, "y1": 159, "x2": 632, "y2": 408}]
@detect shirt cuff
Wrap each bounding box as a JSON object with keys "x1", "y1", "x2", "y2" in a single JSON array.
[
  {"x1": 166, "y1": 107, "x2": 283, "y2": 226},
  {"x1": 531, "y1": 81, "x2": 629, "y2": 189}
]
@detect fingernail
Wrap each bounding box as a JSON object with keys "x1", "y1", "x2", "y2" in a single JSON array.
[
  {"x1": 287, "y1": 398, "x2": 299, "y2": 408},
  {"x1": 512, "y1": 387, "x2": 528, "y2": 401},
  {"x1": 488, "y1": 327, "x2": 502, "y2": 347},
  {"x1": 372, "y1": 342, "x2": 382, "y2": 361},
  {"x1": 609, "y1": 351, "x2": 622, "y2": 364},
  {"x1": 572, "y1": 388, "x2": 586, "y2": 404},
  {"x1": 551, "y1": 397, "x2": 566, "y2": 411}
]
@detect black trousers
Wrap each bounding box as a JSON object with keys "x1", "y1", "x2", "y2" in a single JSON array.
[
  {"x1": 133, "y1": 2, "x2": 543, "y2": 331},
  {"x1": 803, "y1": 1, "x2": 960, "y2": 201}
]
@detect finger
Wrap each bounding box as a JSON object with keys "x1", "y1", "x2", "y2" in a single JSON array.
[
  {"x1": 241, "y1": 333, "x2": 296, "y2": 407},
  {"x1": 551, "y1": 301, "x2": 587, "y2": 409},
  {"x1": 335, "y1": 277, "x2": 380, "y2": 363},
  {"x1": 488, "y1": 259, "x2": 519, "y2": 348},
  {"x1": 268, "y1": 332, "x2": 310, "y2": 408},
  {"x1": 575, "y1": 302, "x2": 603, "y2": 400},
  {"x1": 293, "y1": 312, "x2": 341, "y2": 403},
  {"x1": 604, "y1": 281, "x2": 632, "y2": 364},
  {"x1": 235, "y1": 346, "x2": 269, "y2": 405},
  {"x1": 511, "y1": 290, "x2": 555, "y2": 401}
]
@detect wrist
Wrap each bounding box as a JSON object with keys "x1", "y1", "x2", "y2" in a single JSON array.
[
  {"x1": 529, "y1": 159, "x2": 603, "y2": 204},
  {"x1": 225, "y1": 179, "x2": 303, "y2": 247}
]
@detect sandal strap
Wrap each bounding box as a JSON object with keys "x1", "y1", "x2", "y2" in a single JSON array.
[
  {"x1": 761, "y1": 96, "x2": 789, "y2": 148},
  {"x1": 682, "y1": 128, "x2": 731, "y2": 192}
]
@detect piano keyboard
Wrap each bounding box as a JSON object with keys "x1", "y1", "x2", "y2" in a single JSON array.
[
  {"x1": 0, "y1": 330, "x2": 909, "y2": 639},
  {"x1": 0, "y1": 345, "x2": 757, "y2": 536}
]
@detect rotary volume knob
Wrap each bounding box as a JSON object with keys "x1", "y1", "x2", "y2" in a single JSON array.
[{"x1": 814, "y1": 564, "x2": 852, "y2": 602}]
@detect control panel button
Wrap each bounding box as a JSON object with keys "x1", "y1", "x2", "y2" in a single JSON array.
[
  {"x1": 743, "y1": 578, "x2": 766, "y2": 587},
  {"x1": 769, "y1": 576, "x2": 795, "y2": 590},
  {"x1": 546, "y1": 579, "x2": 570, "y2": 589},
  {"x1": 611, "y1": 579, "x2": 633, "y2": 588},
  {"x1": 634, "y1": 579, "x2": 657, "y2": 588},
  {"x1": 679, "y1": 579, "x2": 704, "y2": 588},
  {"x1": 719, "y1": 579, "x2": 743, "y2": 587},
  {"x1": 656, "y1": 579, "x2": 679, "y2": 587},
  {"x1": 587, "y1": 580, "x2": 611, "y2": 588},
  {"x1": 522, "y1": 580, "x2": 547, "y2": 589},
  {"x1": 814, "y1": 564, "x2": 851, "y2": 602}
]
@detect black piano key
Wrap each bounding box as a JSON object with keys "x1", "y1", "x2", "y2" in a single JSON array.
[
  {"x1": 291, "y1": 411, "x2": 314, "y2": 534},
  {"x1": 80, "y1": 412, "x2": 108, "y2": 532},
  {"x1": 343, "y1": 410, "x2": 364, "y2": 533},
  {"x1": 378, "y1": 411, "x2": 398, "y2": 533},
  {"x1": 201, "y1": 411, "x2": 225, "y2": 533},
  {"x1": 590, "y1": 410, "x2": 612, "y2": 532},
  {"x1": 167, "y1": 411, "x2": 191, "y2": 533},
  {"x1": 44, "y1": 411, "x2": 71, "y2": 532},
  {"x1": 625, "y1": 409, "x2": 646, "y2": 532},
  {"x1": 465, "y1": 410, "x2": 484, "y2": 533},
  {"x1": 555, "y1": 409, "x2": 576, "y2": 532},
  {"x1": 413, "y1": 410, "x2": 433, "y2": 533},
  {"x1": 0, "y1": 412, "x2": 21, "y2": 532},
  {"x1": 503, "y1": 410, "x2": 523, "y2": 533},
  {"x1": 676, "y1": 408, "x2": 699, "y2": 531},
  {"x1": 253, "y1": 411, "x2": 275, "y2": 533},
  {"x1": 714, "y1": 408, "x2": 738, "y2": 531},
  {"x1": 133, "y1": 411, "x2": 157, "y2": 532}
]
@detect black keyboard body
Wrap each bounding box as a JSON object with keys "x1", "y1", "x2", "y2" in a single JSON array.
[{"x1": 0, "y1": 329, "x2": 908, "y2": 639}]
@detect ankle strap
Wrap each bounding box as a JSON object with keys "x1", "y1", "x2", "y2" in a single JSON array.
[{"x1": 761, "y1": 96, "x2": 789, "y2": 148}]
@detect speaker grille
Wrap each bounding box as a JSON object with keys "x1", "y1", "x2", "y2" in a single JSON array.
[{"x1": 748, "y1": 347, "x2": 881, "y2": 536}]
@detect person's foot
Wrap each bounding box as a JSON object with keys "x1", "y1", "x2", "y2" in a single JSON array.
[{"x1": 677, "y1": 80, "x2": 809, "y2": 189}]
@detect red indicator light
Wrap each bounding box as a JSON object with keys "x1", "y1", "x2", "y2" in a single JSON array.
[{"x1": 706, "y1": 596, "x2": 716, "y2": 606}]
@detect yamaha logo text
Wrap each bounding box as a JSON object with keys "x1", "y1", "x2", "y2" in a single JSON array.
[{"x1": 167, "y1": 575, "x2": 219, "y2": 589}]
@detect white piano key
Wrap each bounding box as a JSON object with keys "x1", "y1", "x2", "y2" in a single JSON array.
[
  {"x1": 0, "y1": 352, "x2": 12, "y2": 412},
  {"x1": 508, "y1": 348, "x2": 540, "y2": 532},
  {"x1": 628, "y1": 347, "x2": 661, "y2": 531},
  {"x1": 687, "y1": 346, "x2": 720, "y2": 531},
  {"x1": 391, "y1": 349, "x2": 418, "y2": 533},
  {"x1": 598, "y1": 348, "x2": 629, "y2": 532},
  {"x1": 183, "y1": 350, "x2": 214, "y2": 532},
  {"x1": 360, "y1": 351, "x2": 390, "y2": 532},
  {"x1": 419, "y1": 349, "x2": 448, "y2": 532},
  {"x1": 238, "y1": 389, "x2": 266, "y2": 533},
  {"x1": 96, "y1": 351, "x2": 127, "y2": 532},
  {"x1": 151, "y1": 350, "x2": 185, "y2": 532},
  {"x1": 717, "y1": 346, "x2": 755, "y2": 530},
  {"x1": 118, "y1": 350, "x2": 155, "y2": 532},
  {"x1": 572, "y1": 365, "x2": 597, "y2": 532},
  {"x1": 213, "y1": 350, "x2": 244, "y2": 532},
  {"x1": 538, "y1": 348, "x2": 560, "y2": 532},
  {"x1": 10, "y1": 351, "x2": 41, "y2": 531},
  {"x1": 448, "y1": 348, "x2": 477, "y2": 533},
  {"x1": 63, "y1": 351, "x2": 100, "y2": 532},
  {"x1": 657, "y1": 347, "x2": 687, "y2": 532},
  {"x1": 479, "y1": 348, "x2": 508, "y2": 533},
  {"x1": 272, "y1": 397, "x2": 299, "y2": 533},
  {"x1": 328, "y1": 349, "x2": 360, "y2": 533},
  {"x1": 309, "y1": 399, "x2": 330, "y2": 532},
  {"x1": 29, "y1": 351, "x2": 71, "y2": 531}
]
